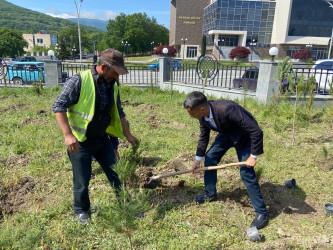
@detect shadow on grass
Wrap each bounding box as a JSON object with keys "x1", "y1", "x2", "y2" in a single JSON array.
[
  {"x1": 217, "y1": 182, "x2": 316, "y2": 220},
  {"x1": 150, "y1": 181, "x2": 316, "y2": 222}
]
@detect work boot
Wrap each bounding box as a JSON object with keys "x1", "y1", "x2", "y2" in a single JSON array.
[
  {"x1": 251, "y1": 214, "x2": 269, "y2": 229},
  {"x1": 76, "y1": 211, "x2": 91, "y2": 224},
  {"x1": 195, "y1": 194, "x2": 218, "y2": 204}
]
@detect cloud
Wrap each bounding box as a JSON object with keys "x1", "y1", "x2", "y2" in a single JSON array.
[{"x1": 45, "y1": 8, "x2": 117, "y2": 20}]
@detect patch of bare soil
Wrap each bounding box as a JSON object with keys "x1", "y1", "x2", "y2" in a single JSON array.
[
  {"x1": 316, "y1": 157, "x2": 333, "y2": 171},
  {"x1": 167, "y1": 121, "x2": 189, "y2": 130},
  {"x1": 0, "y1": 94, "x2": 17, "y2": 100},
  {"x1": 1, "y1": 152, "x2": 31, "y2": 168},
  {"x1": 37, "y1": 109, "x2": 49, "y2": 116},
  {"x1": 0, "y1": 177, "x2": 36, "y2": 218},
  {"x1": 21, "y1": 116, "x2": 49, "y2": 126},
  {"x1": 144, "y1": 114, "x2": 162, "y2": 128},
  {"x1": 0, "y1": 104, "x2": 25, "y2": 115},
  {"x1": 136, "y1": 104, "x2": 158, "y2": 114}
]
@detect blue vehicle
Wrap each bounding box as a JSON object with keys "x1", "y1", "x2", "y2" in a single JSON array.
[
  {"x1": 6, "y1": 62, "x2": 67, "y2": 85},
  {"x1": 148, "y1": 60, "x2": 181, "y2": 71}
]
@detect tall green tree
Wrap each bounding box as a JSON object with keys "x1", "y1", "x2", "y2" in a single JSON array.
[
  {"x1": 0, "y1": 28, "x2": 27, "y2": 57},
  {"x1": 201, "y1": 35, "x2": 207, "y2": 55},
  {"x1": 57, "y1": 26, "x2": 90, "y2": 59},
  {"x1": 102, "y1": 13, "x2": 169, "y2": 54}
]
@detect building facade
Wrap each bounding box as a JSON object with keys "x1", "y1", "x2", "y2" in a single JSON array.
[
  {"x1": 170, "y1": 0, "x2": 333, "y2": 60},
  {"x1": 169, "y1": 0, "x2": 210, "y2": 59},
  {"x1": 23, "y1": 34, "x2": 58, "y2": 51}
]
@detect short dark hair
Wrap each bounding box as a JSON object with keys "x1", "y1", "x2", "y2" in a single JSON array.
[{"x1": 183, "y1": 91, "x2": 208, "y2": 109}]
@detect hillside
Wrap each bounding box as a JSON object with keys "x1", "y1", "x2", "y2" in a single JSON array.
[
  {"x1": 0, "y1": 0, "x2": 102, "y2": 34},
  {"x1": 67, "y1": 18, "x2": 108, "y2": 31}
]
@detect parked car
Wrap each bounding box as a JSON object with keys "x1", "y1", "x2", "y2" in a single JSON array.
[
  {"x1": 2, "y1": 58, "x2": 16, "y2": 65},
  {"x1": 6, "y1": 61, "x2": 68, "y2": 85},
  {"x1": 20, "y1": 56, "x2": 37, "y2": 62},
  {"x1": 233, "y1": 67, "x2": 293, "y2": 91},
  {"x1": 310, "y1": 59, "x2": 333, "y2": 92},
  {"x1": 148, "y1": 60, "x2": 181, "y2": 71},
  {"x1": 233, "y1": 67, "x2": 259, "y2": 91}
]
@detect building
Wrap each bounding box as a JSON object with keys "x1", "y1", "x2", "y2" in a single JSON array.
[
  {"x1": 23, "y1": 33, "x2": 58, "y2": 51},
  {"x1": 169, "y1": 0, "x2": 210, "y2": 59},
  {"x1": 170, "y1": 0, "x2": 333, "y2": 60}
]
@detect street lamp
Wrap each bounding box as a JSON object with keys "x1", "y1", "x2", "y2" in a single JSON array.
[
  {"x1": 74, "y1": 0, "x2": 83, "y2": 65},
  {"x1": 122, "y1": 40, "x2": 128, "y2": 55},
  {"x1": 181, "y1": 38, "x2": 187, "y2": 60},
  {"x1": 269, "y1": 47, "x2": 279, "y2": 62},
  {"x1": 72, "y1": 46, "x2": 76, "y2": 63},
  {"x1": 249, "y1": 39, "x2": 257, "y2": 61},
  {"x1": 217, "y1": 38, "x2": 224, "y2": 60},
  {"x1": 306, "y1": 42, "x2": 314, "y2": 61},
  {"x1": 151, "y1": 41, "x2": 154, "y2": 56}
]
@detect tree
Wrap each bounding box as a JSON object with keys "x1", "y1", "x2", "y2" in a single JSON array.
[
  {"x1": 57, "y1": 26, "x2": 90, "y2": 60},
  {"x1": 102, "y1": 13, "x2": 169, "y2": 54},
  {"x1": 292, "y1": 49, "x2": 311, "y2": 60},
  {"x1": 229, "y1": 46, "x2": 251, "y2": 59},
  {"x1": 201, "y1": 35, "x2": 207, "y2": 55},
  {"x1": 0, "y1": 28, "x2": 27, "y2": 57},
  {"x1": 153, "y1": 45, "x2": 176, "y2": 57}
]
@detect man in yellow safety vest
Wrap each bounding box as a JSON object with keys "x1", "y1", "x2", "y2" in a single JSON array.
[{"x1": 52, "y1": 48, "x2": 137, "y2": 224}]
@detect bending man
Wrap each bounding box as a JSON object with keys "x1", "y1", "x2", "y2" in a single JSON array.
[{"x1": 184, "y1": 91, "x2": 268, "y2": 229}]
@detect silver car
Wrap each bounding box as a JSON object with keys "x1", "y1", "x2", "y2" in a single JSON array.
[{"x1": 311, "y1": 59, "x2": 333, "y2": 92}]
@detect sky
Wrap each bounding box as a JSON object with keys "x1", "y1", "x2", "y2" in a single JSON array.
[{"x1": 6, "y1": 0, "x2": 171, "y2": 28}]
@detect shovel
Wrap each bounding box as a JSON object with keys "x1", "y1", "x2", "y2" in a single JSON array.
[{"x1": 148, "y1": 161, "x2": 247, "y2": 184}]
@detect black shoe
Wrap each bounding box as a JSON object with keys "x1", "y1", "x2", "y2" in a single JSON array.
[
  {"x1": 251, "y1": 214, "x2": 269, "y2": 229},
  {"x1": 76, "y1": 212, "x2": 91, "y2": 224},
  {"x1": 195, "y1": 194, "x2": 218, "y2": 204}
]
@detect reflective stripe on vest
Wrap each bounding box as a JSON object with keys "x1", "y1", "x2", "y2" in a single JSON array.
[{"x1": 67, "y1": 70, "x2": 125, "y2": 142}]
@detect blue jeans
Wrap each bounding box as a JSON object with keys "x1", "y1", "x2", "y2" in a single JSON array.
[
  {"x1": 204, "y1": 133, "x2": 267, "y2": 215},
  {"x1": 68, "y1": 136, "x2": 120, "y2": 214}
]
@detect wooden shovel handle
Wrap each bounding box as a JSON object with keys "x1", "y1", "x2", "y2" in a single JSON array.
[{"x1": 150, "y1": 161, "x2": 247, "y2": 180}]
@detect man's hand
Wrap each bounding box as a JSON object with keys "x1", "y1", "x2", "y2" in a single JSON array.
[
  {"x1": 65, "y1": 134, "x2": 79, "y2": 154},
  {"x1": 245, "y1": 156, "x2": 257, "y2": 168},
  {"x1": 191, "y1": 160, "x2": 201, "y2": 174},
  {"x1": 126, "y1": 134, "x2": 138, "y2": 148}
]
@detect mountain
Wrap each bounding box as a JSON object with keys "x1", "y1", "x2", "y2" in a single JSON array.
[
  {"x1": 0, "y1": 0, "x2": 102, "y2": 34},
  {"x1": 67, "y1": 18, "x2": 108, "y2": 31}
]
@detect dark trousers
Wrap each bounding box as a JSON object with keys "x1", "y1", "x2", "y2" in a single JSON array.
[
  {"x1": 68, "y1": 136, "x2": 121, "y2": 214},
  {"x1": 204, "y1": 133, "x2": 267, "y2": 215}
]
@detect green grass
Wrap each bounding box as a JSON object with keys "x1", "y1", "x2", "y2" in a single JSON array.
[{"x1": 0, "y1": 86, "x2": 333, "y2": 248}]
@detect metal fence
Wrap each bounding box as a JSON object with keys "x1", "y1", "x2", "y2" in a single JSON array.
[
  {"x1": 291, "y1": 64, "x2": 332, "y2": 94},
  {"x1": 172, "y1": 62, "x2": 256, "y2": 91},
  {"x1": 61, "y1": 63, "x2": 159, "y2": 86}
]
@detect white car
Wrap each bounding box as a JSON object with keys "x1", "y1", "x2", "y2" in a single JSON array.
[{"x1": 311, "y1": 59, "x2": 333, "y2": 92}]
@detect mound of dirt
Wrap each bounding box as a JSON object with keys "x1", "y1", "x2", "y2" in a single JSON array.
[
  {"x1": 21, "y1": 117, "x2": 49, "y2": 126},
  {"x1": 0, "y1": 177, "x2": 36, "y2": 218},
  {"x1": 0, "y1": 104, "x2": 25, "y2": 115},
  {"x1": 144, "y1": 114, "x2": 161, "y2": 128},
  {"x1": 136, "y1": 104, "x2": 157, "y2": 113},
  {"x1": 167, "y1": 121, "x2": 189, "y2": 130},
  {"x1": 2, "y1": 152, "x2": 30, "y2": 168}
]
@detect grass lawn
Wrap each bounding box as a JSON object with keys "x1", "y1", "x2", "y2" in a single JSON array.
[{"x1": 0, "y1": 85, "x2": 332, "y2": 248}]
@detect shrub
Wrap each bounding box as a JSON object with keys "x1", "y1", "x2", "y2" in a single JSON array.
[
  {"x1": 292, "y1": 49, "x2": 311, "y2": 60},
  {"x1": 228, "y1": 46, "x2": 251, "y2": 59},
  {"x1": 153, "y1": 45, "x2": 176, "y2": 57}
]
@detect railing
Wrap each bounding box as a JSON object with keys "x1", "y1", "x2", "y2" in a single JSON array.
[
  {"x1": 172, "y1": 62, "x2": 256, "y2": 91},
  {"x1": 61, "y1": 63, "x2": 159, "y2": 86},
  {"x1": 291, "y1": 64, "x2": 332, "y2": 94}
]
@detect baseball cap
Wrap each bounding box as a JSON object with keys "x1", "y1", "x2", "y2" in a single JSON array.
[{"x1": 100, "y1": 48, "x2": 129, "y2": 75}]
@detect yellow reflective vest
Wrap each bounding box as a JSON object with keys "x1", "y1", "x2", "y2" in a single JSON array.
[{"x1": 67, "y1": 70, "x2": 125, "y2": 142}]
